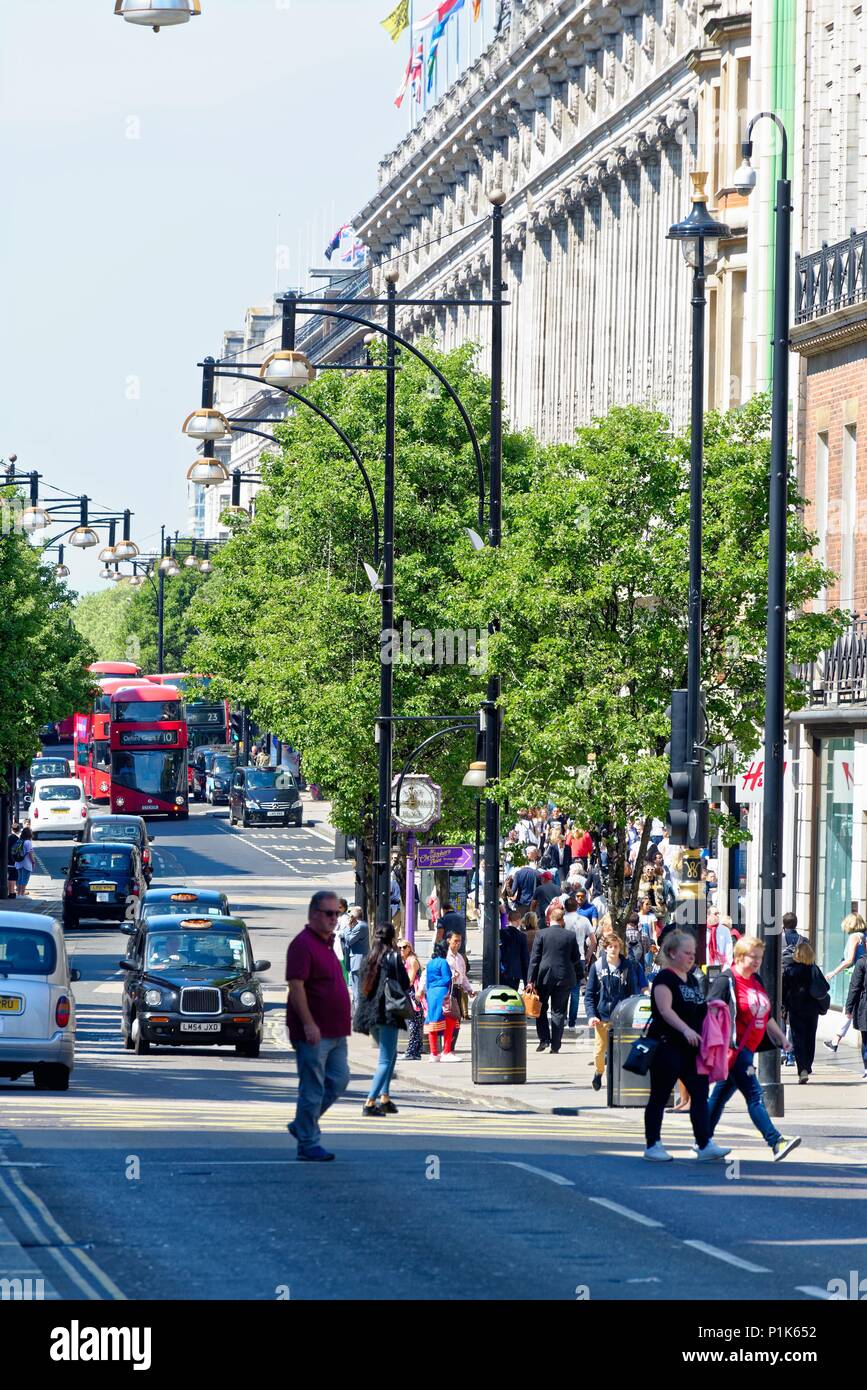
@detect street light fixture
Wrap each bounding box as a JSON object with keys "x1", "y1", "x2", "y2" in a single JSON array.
[
  {"x1": 186, "y1": 457, "x2": 229, "y2": 486},
  {"x1": 668, "y1": 172, "x2": 730, "y2": 269},
  {"x1": 259, "y1": 350, "x2": 316, "y2": 392},
  {"x1": 183, "y1": 541, "x2": 201, "y2": 571},
  {"x1": 68, "y1": 498, "x2": 100, "y2": 549},
  {"x1": 182, "y1": 408, "x2": 233, "y2": 443},
  {"x1": 114, "y1": 0, "x2": 201, "y2": 31},
  {"x1": 462, "y1": 761, "x2": 487, "y2": 789},
  {"x1": 19, "y1": 473, "x2": 52, "y2": 533},
  {"x1": 98, "y1": 520, "x2": 118, "y2": 564},
  {"x1": 54, "y1": 546, "x2": 70, "y2": 580},
  {"x1": 113, "y1": 510, "x2": 140, "y2": 561}
]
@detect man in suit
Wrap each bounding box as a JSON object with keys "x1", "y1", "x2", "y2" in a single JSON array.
[
  {"x1": 339, "y1": 905, "x2": 370, "y2": 1010},
  {"x1": 527, "y1": 907, "x2": 583, "y2": 1053},
  {"x1": 500, "y1": 907, "x2": 530, "y2": 991},
  {"x1": 438, "y1": 902, "x2": 467, "y2": 955}
]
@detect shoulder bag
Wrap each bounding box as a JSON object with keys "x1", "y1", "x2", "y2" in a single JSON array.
[{"x1": 382, "y1": 951, "x2": 415, "y2": 1025}]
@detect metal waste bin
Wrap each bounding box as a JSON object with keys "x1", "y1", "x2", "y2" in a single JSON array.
[
  {"x1": 471, "y1": 986, "x2": 527, "y2": 1085},
  {"x1": 607, "y1": 994, "x2": 656, "y2": 1107}
]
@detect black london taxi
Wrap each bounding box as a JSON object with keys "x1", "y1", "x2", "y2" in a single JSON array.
[
  {"x1": 83, "y1": 814, "x2": 154, "y2": 884},
  {"x1": 119, "y1": 914, "x2": 270, "y2": 1056},
  {"x1": 228, "y1": 766, "x2": 303, "y2": 828},
  {"x1": 23, "y1": 755, "x2": 72, "y2": 803},
  {"x1": 62, "y1": 841, "x2": 147, "y2": 930},
  {"x1": 139, "y1": 886, "x2": 230, "y2": 923}
]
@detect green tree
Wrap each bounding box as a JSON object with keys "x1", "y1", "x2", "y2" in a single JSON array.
[
  {"x1": 121, "y1": 569, "x2": 211, "y2": 674},
  {"x1": 190, "y1": 343, "x2": 532, "y2": 900},
  {"x1": 462, "y1": 397, "x2": 845, "y2": 929},
  {"x1": 0, "y1": 491, "x2": 97, "y2": 782},
  {"x1": 74, "y1": 585, "x2": 137, "y2": 662}
]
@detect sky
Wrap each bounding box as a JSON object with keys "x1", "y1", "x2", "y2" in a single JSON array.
[{"x1": 0, "y1": 0, "x2": 419, "y2": 594}]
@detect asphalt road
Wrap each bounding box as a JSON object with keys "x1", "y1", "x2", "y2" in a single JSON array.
[{"x1": 1, "y1": 801, "x2": 866, "y2": 1302}]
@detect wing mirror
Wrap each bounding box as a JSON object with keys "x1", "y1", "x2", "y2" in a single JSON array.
[{"x1": 252, "y1": 959, "x2": 271, "y2": 973}]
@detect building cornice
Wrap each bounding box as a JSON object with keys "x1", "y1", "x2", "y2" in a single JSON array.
[{"x1": 791, "y1": 301, "x2": 867, "y2": 357}]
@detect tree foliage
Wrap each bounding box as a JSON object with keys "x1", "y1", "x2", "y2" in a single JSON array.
[
  {"x1": 121, "y1": 569, "x2": 211, "y2": 674},
  {"x1": 0, "y1": 495, "x2": 97, "y2": 780},
  {"x1": 188, "y1": 360, "x2": 844, "y2": 930},
  {"x1": 74, "y1": 585, "x2": 137, "y2": 662}
]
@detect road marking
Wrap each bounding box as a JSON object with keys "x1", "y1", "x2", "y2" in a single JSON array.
[
  {"x1": 10, "y1": 1168, "x2": 127, "y2": 1301},
  {"x1": 588, "y1": 1197, "x2": 663, "y2": 1228},
  {"x1": 0, "y1": 1169, "x2": 103, "y2": 1300},
  {"x1": 501, "y1": 1160, "x2": 575, "y2": 1186},
  {"x1": 682, "y1": 1240, "x2": 770, "y2": 1274},
  {"x1": 212, "y1": 821, "x2": 303, "y2": 873},
  {"x1": 796, "y1": 1285, "x2": 835, "y2": 1300}
]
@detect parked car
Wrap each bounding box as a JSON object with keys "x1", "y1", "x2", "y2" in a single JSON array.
[
  {"x1": 30, "y1": 778, "x2": 89, "y2": 840},
  {"x1": 119, "y1": 914, "x2": 269, "y2": 1057},
  {"x1": 84, "y1": 814, "x2": 155, "y2": 884},
  {"x1": 62, "y1": 841, "x2": 147, "y2": 930},
  {"x1": 0, "y1": 911, "x2": 78, "y2": 1090},
  {"x1": 138, "y1": 887, "x2": 230, "y2": 923},
  {"x1": 228, "y1": 766, "x2": 303, "y2": 828},
  {"x1": 205, "y1": 752, "x2": 237, "y2": 806}
]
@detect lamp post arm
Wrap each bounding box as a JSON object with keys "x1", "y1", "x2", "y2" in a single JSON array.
[
  {"x1": 214, "y1": 368, "x2": 381, "y2": 566},
  {"x1": 291, "y1": 307, "x2": 487, "y2": 533},
  {"x1": 745, "y1": 111, "x2": 789, "y2": 181},
  {"x1": 393, "y1": 723, "x2": 477, "y2": 821}
]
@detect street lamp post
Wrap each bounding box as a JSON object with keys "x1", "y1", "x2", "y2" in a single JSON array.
[
  {"x1": 666, "y1": 174, "x2": 730, "y2": 920},
  {"x1": 735, "y1": 115, "x2": 793, "y2": 1118}
]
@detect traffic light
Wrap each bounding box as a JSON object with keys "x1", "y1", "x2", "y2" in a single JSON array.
[{"x1": 665, "y1": 689, "x2": 690, "y2": 845}]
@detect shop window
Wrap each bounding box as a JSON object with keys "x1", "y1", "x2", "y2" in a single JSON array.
[{"x1": 815, "y1": 736, "x2": 856, "y2": 1007}]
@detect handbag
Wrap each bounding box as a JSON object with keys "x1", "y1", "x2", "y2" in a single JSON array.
[
  {"x1": 382, "y1": 952, "x2": 415, "y2": 1025},
  {"x1": 623, "y1": 1032, "x2": 660, "y2": 1076},
  {"x1": 520, "y1": 984, "x2": 542, "y2": 1018}
]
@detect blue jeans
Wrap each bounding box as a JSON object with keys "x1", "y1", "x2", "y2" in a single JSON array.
[
  {"x1": 568, "y1": 983, "x2": 582, "y2": 1027},
  {"x1": 708, "y1": 1048, "x2": 782, "y2": 1149},
  {"x1": 17, "y1": 867, "x2": 31, "y2": 892},
  {"x1": 292, "y1": 1036, "x2": 350, "y2": 1152},
  {"x1": 368, "y1": 1024, "x2": 399, "y2": 1101}
]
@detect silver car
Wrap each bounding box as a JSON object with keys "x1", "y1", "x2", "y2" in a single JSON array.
[{"x1": 0, "y1": 912, "x2": 78, "y2": 1090}]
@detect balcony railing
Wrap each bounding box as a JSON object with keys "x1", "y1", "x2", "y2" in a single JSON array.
[
  {"x1": 795, "y1": 228, "x2": 867, "y2": 324},
  {"x1": 798, "y1": 619, "x2": 867, "y2": 705}
]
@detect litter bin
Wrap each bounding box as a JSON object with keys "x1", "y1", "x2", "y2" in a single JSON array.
[
  {"x1": 607, "y1": 994, "x2": 656, "y2": 1107},
  {"x1": 471, "y1": 986, "x2": 526, "y2": 1085}
]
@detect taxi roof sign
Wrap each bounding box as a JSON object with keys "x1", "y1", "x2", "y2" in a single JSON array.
[
  {"x1": 178, "y1": 918, "x2": 213, "y2": 929},
  {"x1": 170, "y1": 892, "x2": 198, "y2": 902}
]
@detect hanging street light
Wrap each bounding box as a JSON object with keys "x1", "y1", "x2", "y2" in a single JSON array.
[
  {"x1": 182, "y1": 408, "x2": 233, "y2": 444},
  {"x1": 114, "y1": 0, "x2": 201, "y2": 33},
  {"x1": 19, "y1": 472, "x2": 52, "y2": 533},
  {"x1": 68, "y1": 497, "x2": 100, "y2": 549},
  {"x1": 113, "y1": 510, "x2": 140, "y2": 561},
  {"x1": 54, "y1": 545, "x2": 70, "y2": 580},
  {"x1": 186, "y1": 457, "x2": 229, "y2": 486},
  {"x1": 259, "y1": 350, "x2": 316, "y2": 392}
]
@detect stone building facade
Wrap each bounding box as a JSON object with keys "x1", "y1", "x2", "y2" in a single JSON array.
[{"x1": 355, "y1": 0, "x2": 759, "y2": 440}]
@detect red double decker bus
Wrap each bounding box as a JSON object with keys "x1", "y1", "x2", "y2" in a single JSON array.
[
  {"x1": 109, "y1": 684, "x2": 189, "y2": 818},
  {"x1": 74, "y1": 678, "x2": 153, "y2": 801},
  {"x1": 87, "y1": 661, "x2": 142, "y2": 679}
]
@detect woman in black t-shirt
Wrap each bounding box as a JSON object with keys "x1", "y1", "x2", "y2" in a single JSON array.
[{"x1": 643, "y1": 930, "x2": 729, "y2": 1164}]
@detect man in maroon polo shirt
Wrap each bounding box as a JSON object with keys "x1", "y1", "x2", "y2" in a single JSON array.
[{"x1": 286, "y1": 889, "x2": 352, "y2": 1162}]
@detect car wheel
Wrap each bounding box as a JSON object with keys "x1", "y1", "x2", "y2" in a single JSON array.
[
  {"x1": 33, "y1": 1064, "x2": 70, "y2": 1092},
  {"x1": 235, "y1": 1041, "x2": 260, "y2": 1059},
  {"x1": 293, "y1": 814, "x2": 303, "y2": 827},
  {"x1": 131, "y1": 1016, "x2": 151, "y2": 1056}
]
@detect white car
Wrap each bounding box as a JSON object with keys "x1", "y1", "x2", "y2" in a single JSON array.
[
  {"x1": 30, "y1": 777, "x2": 89, "y2": 840},
  {"x1": 0, "y1": 912, "x2": 78, "y2": 1090}
]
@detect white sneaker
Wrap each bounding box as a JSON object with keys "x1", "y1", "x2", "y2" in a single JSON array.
[
  {"x1": 428, "y1": 1053, "x2": 440, "y2": 1063},
  {"x1": 440, "y1": 1053, "x2": 459, "y2": 1062},
  {"x1": 643, "y1": 1143, "x2": 673, "y2": 1162},
  {"x1": 695, "y1": 1141, "x2": 731, "y2": 1161}
]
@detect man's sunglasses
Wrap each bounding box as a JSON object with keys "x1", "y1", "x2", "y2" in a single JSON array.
[{"x1": 317, "y1": 908, "x2": 340, "y2": 917}]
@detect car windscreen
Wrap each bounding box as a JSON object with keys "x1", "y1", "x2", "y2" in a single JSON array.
[
  {"x1": 71, "y1": 848, "x2": 133, "y2": 874},
  {"x1": 245, "y1": 770, "x2": 297, "y2": 791},
  {"x1": 90, "y1": 823, "x2": 139, "y2": 843},
  {"x1": 113, "y1": 700, "x2": 182, "y2": 723},
  {"x1": 37, "y1": 784, "x2": 82, "y2": 802},
  {"x1": 0, "y1": 929, "x2": 57, "y2": 977},
  {"x1": 142, "y1": 901, "x2": 226, "y2": 919},
  {"x1": 211, "y1": 757, "x2": 235, "y2": 775},
  {"x1": 31, "y1": 761, "x2": 68, "y2": 779},
  {"x1": 144, "y1": 930, "x2": 249, "y2": 971}
]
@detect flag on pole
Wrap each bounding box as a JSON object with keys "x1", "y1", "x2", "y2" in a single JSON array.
[
  {"x1": 426, "y1": 0, "x2": 464, "y2": 89},
  {"x1": 381, "y1": 0, "x2": 410, "y2": 42},
  {"x1": 324, "y1": 224, "x2": 367, "y2": 267},
  {"x1": 414, "y1": 0, "x2": 462, "y2": 31},
  {"x1": 395, "y1": 39, "x2": 424, "y2": 107}
]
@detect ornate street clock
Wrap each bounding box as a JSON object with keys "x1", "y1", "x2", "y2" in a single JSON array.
[{"x1": 391, "y1": 774, "x2": 442, "y2": 833}]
